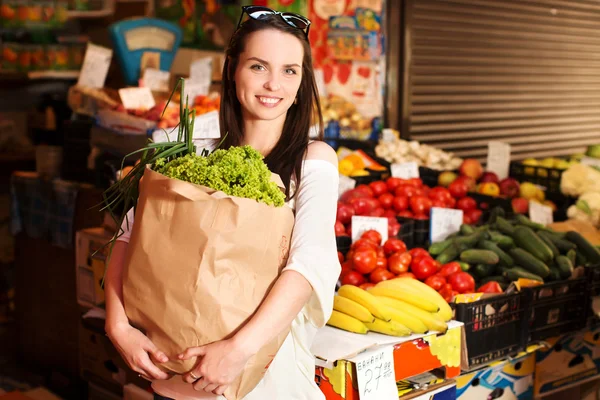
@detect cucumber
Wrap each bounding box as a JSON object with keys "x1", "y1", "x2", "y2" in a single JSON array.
[
  {"x1": 566, "y1": 231, "x2": 600, "y2": 264},
  {"x1": 479, "y1": 240, "x2": 514, "y2": 267},
  {"x1": 515, "y1": 214, "x2": 546, "y2": 230},
  {"x1": 547, "y1": 267, "x2": 562, "y2": 282},
  {"x1": 460, "y1": 249, "x2": 500, "y2": 265},
  {"x1": 576, "y1": 251, "x2": 588, "y2": 267},
  {"x1": 567, "y1": 249, "x2": 577, "y2": 266},
  {"x1": 509, "y1": 248, "x2": 550, "y2": 278},
  {"x1": 455, "y1": 231, "x2": 484, "y2": 248},
  {"x1": 513, "y1": 226, "x2": 554, "y2": 263},
  {"x1": 474, "y1": 263, "x2": 496, "y2": 279},
  {"x1": 495, "y1": 265, "x2": 511, "y2": 275},
  {"x1": 555, "y1": 255, "x2": 574, "y2": 279},
  {"x1": 460, "y1": 224, "x2": 475, "y2": 235},
  {"x1": 478, "y1": 275, "x2": 508, "y2": 285},
  {"x1": 537, "y1": 230, "x2": 576, "y2": 253},
  {"x1": 504, "y1": 267, "x2": 544, "y2": 282},
  {"x1": 537, "y1": 231, "x2": 560, "y2": 258},
  {"x1": 489, "y1": 231, "x2": 515, "y2": 250},
  {"x1": 429, "y1": 239, "x2": 453, "y2": 256},
  {"x1": 436, "y1": 243, "x2": 461, "y2": 264},
  {"x1": 458, "y1": 262, "x2": 470, "y2": 271},
  {"x1": 487, "y1": 207, "x2": 505, "y2": 225},
  {"x1": 496, "y1": 217, "x2": 516, "y2": 236}
]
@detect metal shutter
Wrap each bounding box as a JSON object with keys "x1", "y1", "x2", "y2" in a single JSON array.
[{"x1": 403, "y1": 0, "x2": 600, "y2": 162}]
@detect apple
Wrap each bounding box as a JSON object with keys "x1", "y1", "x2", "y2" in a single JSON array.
[
  {"x1": 512, "y1": 198, "x2": 529, "y2": 214},
  {"x1": 478, "y1": 182, "x2": 500, "y2": 197},
  {"x1": 459, "y1": 159, "x2": 484, "y2": 181},
  {"x1": 499, "y1": 178, "x2": 520, "y2": 199},
  {"x1": 480, "y1": 171, "x2": 499, "y2": 184},
  {"x1": 455, "y1": 176, "x2": 476, "y2": 192},
  {"x1": 438, "y1": 171, "x2": 458, "y2": 187}
]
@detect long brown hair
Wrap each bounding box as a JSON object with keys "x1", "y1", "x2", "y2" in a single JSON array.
[{"x1": 219, "y1": 14, "x2": 324, "y2": 199}]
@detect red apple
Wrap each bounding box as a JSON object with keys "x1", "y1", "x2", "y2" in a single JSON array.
[
  {"x1": 459, "y1": 159, "x2": 484, "y2": 181},
  {"x1": 500, "y1": 178, "x2": 521, "y2": 199},
  {"x1": 512, "y1": 197, "x2": 529, "y2": 214},
  {"x1": 480, "y1": 171, "x2": 499, "y2": 184}
]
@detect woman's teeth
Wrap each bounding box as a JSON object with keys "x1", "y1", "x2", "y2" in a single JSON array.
[{"x1": 259, "y1": 97, "x2": 281, "y2": 104}]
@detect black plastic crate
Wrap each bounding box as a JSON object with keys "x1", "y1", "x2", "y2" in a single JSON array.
[
  {"x1": 586, "y1": 264, "x2": 600, "y2": 326},
  {"x1": 418, "y1": 167, "x2": 456, "y2": 188},
  {"x1": 455, "y1": 292, "x2": 528, "y2": 369},
  {"x1": 509, "y1": 161, "x2": 565, "y2": 194},
  {"x1": 336, "y1": 235, "x2": 351, "y2": 256},
  {"x1": 397, "y1": 216, "x2": 429, "y2": 249},
  {"x1": 524, "y1": 277, "x2": 589, "y2": 341}
]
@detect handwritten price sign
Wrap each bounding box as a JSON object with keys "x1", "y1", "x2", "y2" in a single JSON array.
[
  {"x1": 353, "y1": 347, "x2": 397, "y2": 400},
  {"x1": 351, "y1": 216, "x2": 388, "y2": 243}
]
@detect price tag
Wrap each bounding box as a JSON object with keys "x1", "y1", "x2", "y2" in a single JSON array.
[
  {"x1": 77, "y1": 43, "x2": 112, "y2": 89},
  {"x1": 192, "y1": 110, "x2": 220, "y2": 139},
  {"x1": 184, "y1": 79, "x2": 210, "y2": 103},
  {"x1": 391, "y1": 162, "x2": 419, "y2": 179},
  {"x1": 314, "y1": 68, "x2": 327, "y2": 97},
  {"x1": 529, "y1": 201, "x2": 553, "y2": 226},
  {"x1": 190, "y1": 57, "x2": 213, "y2": 86},
  {"x1": 352, "y1": 216, "x2": 388, "y2": 243},
  {"x1": 352, "y1": 347, "x2": 397, "y2": 400},
  {"x1": 430, "y1": 207, "x2": 464, "y2": 243},
  {"x1": 118, "y1": 87, "x2": 156, "y2": 110},
  {"x1": 487, "y1": 141, "x2": 511, "y2": 180},
  {"x1": 338, "y1": 174, "x2": 356, "y2": 198},
  {"x1": 582, "y1": 157, "x2": 600, "y2": 168},
  {"x1": 143, "y1": 68, "x2": 170, "y2": 92}
]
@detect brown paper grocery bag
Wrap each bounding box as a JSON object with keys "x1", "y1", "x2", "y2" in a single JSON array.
[{"x1": 122, "y1": 167, "x2": 295, "y2": 400}]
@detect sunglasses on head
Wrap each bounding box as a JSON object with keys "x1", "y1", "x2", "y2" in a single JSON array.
[{"x1": 236, "y1": 5, "x2": 311, "y2": 36}]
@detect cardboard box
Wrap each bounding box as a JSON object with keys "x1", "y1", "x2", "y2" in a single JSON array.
[
  {"x1": 314, "y1": 321, "x2": 463, "y2": 400},
  {"x1": 535, "y1": 322, "x2": 600, "y2": 397},
  {"x1": 456, "y1": 350, "x2": 535, "y2": 399},
  {"x1": 75, "y1": 227, "x2": 112, "y2": 308}
]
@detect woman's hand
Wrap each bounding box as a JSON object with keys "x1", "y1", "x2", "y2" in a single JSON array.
[
  {"x1": 106, "y1": 322, "x2": 171, "y2": 381},
  {"x1": 179, "y1": 337, "x2": 255, "y2": 395}
]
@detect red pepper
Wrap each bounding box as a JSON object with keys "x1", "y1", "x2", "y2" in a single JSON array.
[{"x1": 477, "y1": 281, "x2": 504, "y2": 294}]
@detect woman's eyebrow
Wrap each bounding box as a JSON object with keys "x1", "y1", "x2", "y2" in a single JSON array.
[{"x1": 246, "y1": 56, "x2": 301, "y2": 69}]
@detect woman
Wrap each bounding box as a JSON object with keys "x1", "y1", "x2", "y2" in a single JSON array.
[{"x1": 104, "y1": 6, "x2": 341, "y2": 400}]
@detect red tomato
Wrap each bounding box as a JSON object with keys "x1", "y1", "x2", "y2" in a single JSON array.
[
  {"x1": 425, "y1": 274, "x2": 446, "y2": 291},
  {"x1": 392, "y1": 196, "x2": 409, "y2": 212},
  {"x1": 352, "y1": 249, "x2": 378, "y2": 274},
  {"x1": 409, "y1": 248, "x2": 430, "y2": 259},
  {"x1": 466, "y1": 209, "x2": 483, "y2": 224},
  {"x1": 397, "y1": 272, "x2": 416, "y2": 279},
  {"x1": 340, "y1": 270, "x2": 366, "y2": 286},
  {"x1": 456, "y1": 196, "x2": 477, "y2": 212},
  {"x1": 383, "y1": 209, "x2": 397, "y2": 219},
  {"x1": 439, "y1": 285, "x2": 453, "y2": 302},
  {"x1": 477, "y1": 281, "x2": 504, "y2": 294},
  {"x1": 376, "y1": 247, "x2": 385, "y2": 259},
  {"x1": 448, "y1": 180, "x2": 468, "y2": 199},
  {"x1": 337, "y1": 251, "x2": 344, "y2": 264},
  {"x1": 336, "y1": 203, "x2": 355, "y2": 225},
  {"x1": 410, "y1": 196, "x2": 432, "y2": 215},
  {"x1": 439, "y1": 262, "x2": 462, "y2": 278},
  {"x1": 447, "y1": 272, "x2": 476, "y2": 294},
  {"x1": 456, "y1": 176, "x2": 476, "y2": 192},
  {"x1": 383, "y1": 238, "x2": 407, "y2": 256},
  {"x1": 397, "y1": 210, "x2": 414, "y2": 218},
  {"x1": 370, "y1": 268, "x2": 395, "y2": 283},
  {"x1": 412, "y1": 214, "x2": 430, "y2": 220},
  {"x1": 365, "y1": 197, "x2": 381, "y2": 210},
  {"x1": 346, "y1": 225, "x2": 352, "y2": 237},
  {"x1": 428, "y1": 187, "x2": 453, "y2": 204},
  {"x1": 349, "y1": 198, "x2": 371, "y2": 215},
  {"x1": 341, "y1": 260, "x2": 353, "y2": 275},
  {"x1": 369, "y1": 181, "x2": 388, "y2": 197},
  {"x1": 375, "y1": 257, "x2": 388, "y2": 270},
  {"x1": 411, "y1": 257, "x2": 438, "y2": 280},
  {"x1": 361, "y1": 229, "x2": 383, "y2": 246},
  {"x1": 334, "y1": 221, "x2": 347, "y2": 236},
  {"x1": 388, "y1": 221, "x2": 401, "y2": 238},
  {"x1": 356, "y1": 184, "x2": 374, "y2": 197},
  {"x1": 386, "y1": 177, "x2": 403, "y2": 193},
  {"x1": 368, "y1": 207, "x2": 385, "y2": 217},
  {"x1": 339, "y1": 189, "x2": 369, "y2": 203},
  {"x1": 359, "y1": 282, "x2": 376, "y2": 290},
  {"x1": 447, "y1": 197, "x2": 457, "y2": 208},
  {"x1": 413, "y1": 187, "x2": 427, "y2": 197},
  {"x1": 433, "y1": 260, "x2": 442, "y2": 270},
  {"x1": 352, "y1": 238, "x2": 378, "y2": 251},
  {"x1": 378, "y1": 193, "x2": 394, "y2": 209},
  {"x1": 463, "y1": 214, "x2": 474, "y2": 225},
  {"x1": 405, "y1": 178, "x2": 423, "y2": 187},
  {"x1": 431, "y1": 199, "x2": 447, "y2": 209},
  {"x1": 388, "y1": 252, "x2": 411, "y2": 274},
  {"x1": 395, "y1": 185, "x2": 418, "y2": 198}
]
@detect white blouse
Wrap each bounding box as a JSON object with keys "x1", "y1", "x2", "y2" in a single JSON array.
[{"x1": 116, "y1": 159, "x2": 341, "y2": 399}]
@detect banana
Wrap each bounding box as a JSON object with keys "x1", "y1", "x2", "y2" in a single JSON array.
[
  {"x1": 382, "y1": 278, "x2": 454, "y2": 322},
  {"x1": 333, "y1": 295, "x2": 375, "y2": 323},
  {"x1": 369, "y1": 285, "x2": 439, "y2": 313},
  {"x1": 338, "y1": 285, "x2": 392, "y2": 321},
  {"x1": 376, "y1": 296, "x2": 448, "y2": 334},
  {"x1": 327, "y1": 310, "x2": 369, "y2": 334},
  {"x1": 364, "y1": 317, "x2": 411, "y2": 337},
  {"x1": 381, "y1": 304, "x2": 428, "y2": 334}
]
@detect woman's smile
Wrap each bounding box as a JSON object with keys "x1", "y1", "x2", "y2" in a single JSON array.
[{"x1": 256, "y1": 95, "x2": 283, "y2": 107}]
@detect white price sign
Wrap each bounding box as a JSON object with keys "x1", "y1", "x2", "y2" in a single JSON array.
[
  {"x1": 352, "y1": 347, "x2": 397, "y2": 400},
  {"x1": 430, "y1": 207, "x2": 464, "y2": 243},
  {"x1": 391, "y1": 162, "x2": 419, "y2": 179},
  {"x1": 143, "y1": 68, "x2": 170, "y2": 92},
  {"x1": 184, "y1": 79, "x2": 209, "y2": 103},
  {"x1": 582, "y1": 157, "x2": 600, "y2": 168},
  {"x1": 118, "y1": 87, "x2": 156, "y2": 110},
  {"x1": 190, "y1": 57, "x2": 213, "y2": 87},
  {"x1": 338, "y1": 174, "x2": 356, "y2": 198},
  {"x1": 352, "y1": 216, "x2": 388, "y2": 243},
  {"x1": 192, "y1": 110, "x2": 220, "y2": 139},
  {"x1": 77, "y1": 43, "x2": 112, "y2": 89},
  {"x1": 529, "y1": 201, "x2": 553, "y2": 226},
  {"x1": 487, "y1": 141, "x2": 511, "y2": 180}
]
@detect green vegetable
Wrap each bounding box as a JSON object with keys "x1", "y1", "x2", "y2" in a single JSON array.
[
  {"x1": 458, "y1": 262, "x2": 470, "y2": 271},
  {"x1": 460, "y1": 224, "x2": 475, "y2": 235},
  {"x1": 436, "y1": 243, "x2": 461, "y2": 264},
  {"x1": 537, "y1": 230, "x2": 576, "y2": 253},
  {"x1": 567, "y1": 249, "x2": 577, "y2": 266},
  {"x1": 536, "y1": 231, "x2": 560, "y2": 258},
  {"x1": 460, "y1": 249, "x2": 499, "y2": 265},
  {"x1": 429, "y1": 239, "x2": 453, "y2": 256},
  {"x1": 454, "y1": 231, "x2": 484, "y2": 248},
  {"x1": 489, "y1": 231, "x2": 515, "y2": 249},
  {"x1": 487, "y1": 207, "x2": 505, "y2": 225},
  {"x1": 474, "y1": 263, "x2": 496, "y2": 279},
  {"x1": 547, "y1": 267, "x2": 562, "y2": 281},
  {"x1": 508, "y1": 248, "x2": 550, "y2": 278},
  {"x1": 566, "y1": 231, "x2": 600, "y2": 264},
  {"x1": 504, "y1": 267, "x2": 544, "y2": 282},
  {"x1": 515, "y1": 214, "x2": 546, "y2": 230},
  {"x1": 512, "y1": 226, "x2": 554, "y2": 263},
  {"x1": 479, "y1": 240, "x2": 514, "y2": 267},
  {"x1": 555, "y1": 255, "x2": 574, "y2": 279},
  {"x1": 577, "y1": 251, "x2": 588, "y2": 267},
  {"x1": 496, "y1": 217, "x2": 516, "y2": 236}
]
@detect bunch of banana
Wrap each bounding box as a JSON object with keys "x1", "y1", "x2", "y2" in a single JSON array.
[{"x1": 327, "y1": 285, "x2": 412, "y2": 337}]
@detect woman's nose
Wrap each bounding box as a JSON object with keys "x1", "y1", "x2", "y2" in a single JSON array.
[{"x1": 264, "y1": 76, "x2": 281, "y2": 91}]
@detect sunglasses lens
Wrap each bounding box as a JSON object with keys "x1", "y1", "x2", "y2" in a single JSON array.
[
  {"x1": 248, "y1": 10, "x2": 275, "y2": 20},
  {"x1": 283, "y1": 15, "x2": 309, "y2": 30}
]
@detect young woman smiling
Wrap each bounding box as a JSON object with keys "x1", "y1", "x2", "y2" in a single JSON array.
[{"x1": 104, "y1": 6, "x2": 341, "y2": 399}]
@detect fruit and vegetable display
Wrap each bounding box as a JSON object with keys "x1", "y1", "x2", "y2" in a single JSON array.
[
  {"x1": 327, "y1": 279, "x2": 453, "y2": 336},
  {"x1": 320, "y1": 94, "x2": 373, "y2": 140},
  {"x1": 337, "y1": 148, "x2": 387, "y2": 178},
  {"x1": 427, "y1": 209, "x2": 600, "y2": 290}
]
